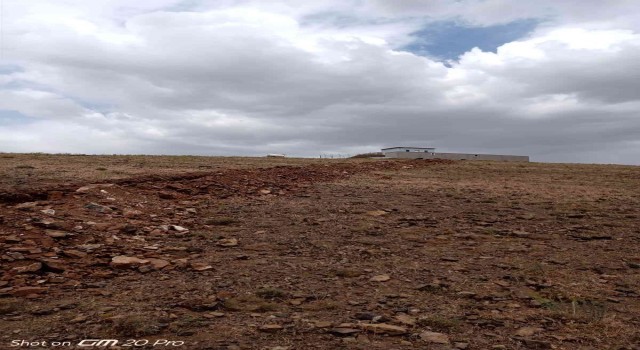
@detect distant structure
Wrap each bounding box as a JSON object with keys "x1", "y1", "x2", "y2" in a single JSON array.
[
  {"x1": 382, "y1": 147, "x2": 436, "y2": 156},
  {"x1": 266, "y1": 153, "x2": 286, "y2": 158},
  {"x1": 382, "y1": 147, "x2": 529, "y2": 162}
]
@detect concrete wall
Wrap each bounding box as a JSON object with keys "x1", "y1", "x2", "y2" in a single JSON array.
[{"x1": 385, "y1": 152, "x2": 529, "y2": 162}]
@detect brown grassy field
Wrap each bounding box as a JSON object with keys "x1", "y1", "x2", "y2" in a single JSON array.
[{"x1": 1, "y1": 154, "x2": 639, "y2": 350}]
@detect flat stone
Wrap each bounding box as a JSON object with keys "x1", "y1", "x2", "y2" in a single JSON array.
[
  {"x1": 190, "y1": 262, "x2": 213, "y2": 271},
  {"x1": 15, "y1": 202, "x2": 39, "y2": 210},
  {"x1": 148, "y1": 258, "x2": 170, "y2": 269},
  {"x1": 63, "y1": 250, "x2": 88, "y2": 258},
  {"x1": 515, "y1": 326, "x2": 544, "y2": 337},
  {"x1": 41, "y1": 260, "x2": 67, "y2": 273},
  {"x1": 123, "y1": 209, "x2": 143, "y2": 218},
  {"x1": 12, "y1": 262, "x2": 43, "y2": 274},
  {"x1": 419, "y1": 331, "x2": 450, "y2": 344},
  {"x1": 370, "y1": 274, "x2": 391, "y2": 282},
  {"x1": 330, "y1": 328, "x2": 361, "y2": 336},
  {"x1": 394, "y1": 313, "x2": 416, "y2": 326},
  {"x1": 45, "y1": 230, "x2": 69, "y2": 238},
  {"x1": 76, "y1": 184, "x2": 114, "y2": 193},
  {"x1": 259, "y1": 324, "x2": 283, "y2": 332},
  {"x1": 359, "y1": 323, "x2": 407, "y2": 335},
  {"x1": 110, "y1": 256, "x2": 149, "y2": 269},
  {"x1": 4, "y1": 235, "x2": 22, "y2": 243},
  {"x1": 85, "y1": 202, "x2": 113, "y2": 213},
  {"x1": 217, "y1": 238, "x2": 238, "y2": 247},
  {"x1": 170, "y1": 225, "x2": 188, "y2": 232}
]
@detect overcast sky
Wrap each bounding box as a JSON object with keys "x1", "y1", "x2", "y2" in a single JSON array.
[{"x1": 0, "y1": 0, "x2": 639, "y2": 163}]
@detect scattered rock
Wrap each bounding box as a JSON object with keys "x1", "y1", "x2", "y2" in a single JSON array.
[
  {"x1": 169, "y1": 225, "x2": 188, "y2": 232},
  {"x1": 33, "y1": 218, "x2": 58, "y2": 229},
  {"x1": 158, "y1": 191, "x2": 176, "y2": 199},
  {"x1": 366, "y1": 210, "x2": 388, "y2": 217},
  {"x1": 394, "y1": 313, "x2": 416, "y2": 326},
  {"x1": 259, "y1": 324, "x2": 283, "y2": 333},
  {"x1": 511, "y1": 230, "x2": 533, "y2": 238},
  {"x1": 190, "y1": 262, "x2": 213, "y2": 271},
  {"x1": 329, "y1": 327, "x2": 361, "y2": 336},
  {"x1": 110, "y1": 256, "x2": 149, "y2": 269},
  {"x1": 15, "y1": 202, "x2": 38, "y2": 210},
  {"x1": 41, "y1": 260, "x2": 67, "y2": 273},
  {"x1": 217, "y1": 238, "x2": 238, "y2": 247},
  {"x1": 45, "y1": 230, "x2": 69, "y2": 238},
  {"x1": 515, "y1": 326, "x2": 544, "y2": 337},
  {"x1": 12, "y1": 262, "x2": 42, "y2": 274},
  {"x1": 76, "y1": 184, "x2": 114, "y2": 193},
  {"x1": 70, "y1": 315, "x2": 88, "y2": 323},
  {"x1": 419, "y1": 331, "x2": 450, "y2": 344},
  {"x1": 148, "y1": 258, "x2": 170, "y2": 270},
  {"x1": 4, "y1": 235, "x2": 22, "y2": 243},
  {"x1": 63, "y1": 250, "x2": 88, "y2": 259},
  {"x1": 370, "y1": 274, "x2": 391, "y2": 282},
  {"x1": 123, "y1": 209, "x2": 143, "y2": 218},
  {"x1": 359, "y1": 323, "x2": 407, "y2": 335},
  {"x1": 40, "y1": 209, "x2": 56, "y2": 216},
  {"x1": 85, "y1": 202, "x2": 113, "y2": 214},
  {"x1": 354, "y1": 312, "x2": 376, "y2": 320}
]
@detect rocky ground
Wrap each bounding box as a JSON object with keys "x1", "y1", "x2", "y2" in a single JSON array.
[{"x1": 1, "y1": 155, "x2": 639, "y2": 350}]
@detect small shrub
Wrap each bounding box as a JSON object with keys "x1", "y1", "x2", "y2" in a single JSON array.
[
  {"x1": 0, "y1": 299, "x2": 22, "y2": 315},
  {"x1": 302, "y1": 300, "x2": 339, "y2": 311},
  {"x1": 417, "y1": 316, "x2": 461, "y2": 332},
  {"x1": 256, "y1": 287, "x2": 287, "y2": 300},
  {"x1": 112, "y1": 316, "x2": 161, "y2": 337}
]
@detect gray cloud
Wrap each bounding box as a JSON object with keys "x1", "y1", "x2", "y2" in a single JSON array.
[{"x1": 0, "y1": 1, "x2": 639, "y2": 163}]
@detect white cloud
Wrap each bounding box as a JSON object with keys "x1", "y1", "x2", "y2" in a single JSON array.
[{"x1": 0, "y1": 1, "x2": 639, "y2": 163}]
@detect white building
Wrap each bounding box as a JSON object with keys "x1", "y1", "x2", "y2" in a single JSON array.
[
  {"x1": 381, "y1": 146, "x2": 529, "y2": 162},
  {"x1": 381, "y1": 147, "x2": 436, "y2": 156}
]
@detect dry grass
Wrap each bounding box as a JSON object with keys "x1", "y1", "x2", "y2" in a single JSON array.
[{"x1": 0, "y1": 153, "x2": 368, "y2": 192}]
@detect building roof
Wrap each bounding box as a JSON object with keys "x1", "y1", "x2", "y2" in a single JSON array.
[{"x1": 381, "y1": 146, "x2": 436, "y2": 150}]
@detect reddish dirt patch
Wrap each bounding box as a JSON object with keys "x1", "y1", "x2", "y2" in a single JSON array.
[{"x1": 1, "y1": 157, "x2": 639, "y2": 350}]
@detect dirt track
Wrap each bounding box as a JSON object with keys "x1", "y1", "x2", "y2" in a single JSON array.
[{"x1": 1, "y1": 157, "x2": 639, "y2": 350}]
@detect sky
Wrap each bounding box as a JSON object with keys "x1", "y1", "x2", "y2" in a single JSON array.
[{"x1": 0, "y1": 0, "x2": 639, "y2": 163}]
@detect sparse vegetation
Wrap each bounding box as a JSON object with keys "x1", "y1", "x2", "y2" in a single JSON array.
[
  {"x1": 205, "y1": 216, "x2": 239, "y2": 226},
  {"x1": 0, "y1": 299, "x2": 22, "y2": 315},
  {"x1": 112, "y1": 315, "x2": 162, "y2": 337},
  {"x1": 256, "y1": 287, "x2": 287, "y2": 300},
  {"x1": 222, "y1": 295, "x2": 279, "y2": 312},
  {"x1": 0, "y1": 154, "x2": 639, "y2": 348},
  {"x1": 417, "y1": 316, "x2": 462, "y2": 332}
]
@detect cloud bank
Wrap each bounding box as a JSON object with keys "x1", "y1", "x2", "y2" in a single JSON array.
[{"x1": 0, "y1": 0, "x2": 639, "y2": 163}]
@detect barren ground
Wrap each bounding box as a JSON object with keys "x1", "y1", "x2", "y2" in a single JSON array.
[{"x1": 1, "y1": 154, "x2": 639, "y2": 350}]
